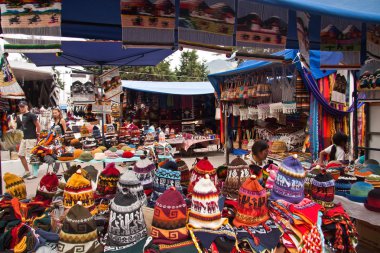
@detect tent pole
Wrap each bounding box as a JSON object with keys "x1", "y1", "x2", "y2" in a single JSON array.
[
  {"x1": 99, "y1": 65, "x2": 106, "y2": 146},
  {"x1": 224, "y1": 102, "x2": 229, "y2": 164}
]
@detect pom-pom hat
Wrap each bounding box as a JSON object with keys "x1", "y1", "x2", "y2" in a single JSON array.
[
  {"x1": 35, "y1": 172, "x2": 59, "y2": 205},
  {"x1": 95, "y1": 163, "x2": 120, "y2": 198},
  {"x1": 188, "y1": 157, "x2": 217, "y2": 194}
]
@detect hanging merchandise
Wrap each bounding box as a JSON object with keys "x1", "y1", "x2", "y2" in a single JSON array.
[
  {"x1": 331, "y1": 73, "x2": 347, "y2": 104},
  {"x1": 92, "y1": 101, "x2": 112, "y2": 114},
  {"x1": 0, "y1": 0, "x2": 61, "y2": 53},
  {"x1": 111, "y1": 103, "x2": 120, "y2": 118},
  {"x1": 236, "y1": 1, "x2": 288, "y2": 54},
  {"x1": 71, "y1": 78, "x2": 95, "y2": 104},
  {"x1": 295, "y1": 72, "x2": 310, "y2": 113},
  {"x1": 120, "y1": 0, "x2": 176, "y2": 48},
  {"x1": 319, "y1": 15, "x2": 362, "y2": 69},
  {"x1": 257, "y1": 103, "x2": 270, "y2": 120},
  {"x1": 99, "y1": 68, "x2": 122, "y2": 102},
  {"x1": 297, "y1": 12, "x2": 311, "y2": 66},
  {"x1": 367, "y1": 24, "x2": 380, "y2": 60},
  {"x1": 179, "y1": 0, "x2": 235, "y2": 52},
  {"x1": 0, "y1": 54, "x2": 25, "y2": 99}
]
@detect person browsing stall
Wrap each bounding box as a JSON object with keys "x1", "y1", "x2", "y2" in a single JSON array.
[
  {"x1": 319, "y1": 132, "x2": 349, "y2": 164},
  {"x1": 250, "y1": 140, "x2": 270, "y2": 183}
]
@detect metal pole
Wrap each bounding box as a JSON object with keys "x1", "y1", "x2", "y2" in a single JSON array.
[
  {"x1": 353, "y1": 75, "x2": 358, "y2": 159},
  {"x1": 99, "y1": 65, "x2": 106, "y2": 146}
]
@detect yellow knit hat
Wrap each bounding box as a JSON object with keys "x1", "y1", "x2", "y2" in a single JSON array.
[
  {"x1": 63, "y1": 169, "x2": 95, "y2": 214},
  {"x1": 4, "y1": 172, "x2": 26, "y2": 200},
  {"x1": 73, "y1": 149, "x2": 83, "y2": 159},
  {"x1": 91, "y1": 148, "x2": 103, "y2": 156}
]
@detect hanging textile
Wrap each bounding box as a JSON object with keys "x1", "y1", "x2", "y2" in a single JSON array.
[
  {"x1": 319, "y1": 15, "x2": 362, "y2": 69},
  {"x1": 179, "y1": 0, "x2": 235, "y2": 52},
  {"x1": 296, "y1": 12, "x2": 311, "y2": 65},
  {"x1": 0, "y1": 0, "x2": 61, "y2": 53},
  {"x1": 0, "y1": 55, "x2": 25, "y2": 99},
  {"x1": 295, "y1": 72, "x2": 310, "y2": 113},
  {"x1": 70, "y1": 77, "x2": 95, "y2": 104},
  {"x1": 121, "y1": 0, "x2": 176, "y2": 48},
  {"x1": 367, "y1": 24, "x2": 380, "y2": 60},
  {"x1": 236, "y1": 1, "x2": 287, "y2": 54}
]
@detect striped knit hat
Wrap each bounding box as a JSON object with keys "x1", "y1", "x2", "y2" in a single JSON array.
[
  {"x1": 188, "y1": 157, "x2": 218, "y2": 194},
  {"x1": 105, "y1": 191, "x2": 148, "y2": 252},
  {"x1": 133, "y1": 155, "x2": 156, "y2": 190},
  {"x1": 151, "y1": 187, "x2": 189, "y2": 245},
  {"x1": 222, "y1": 156, "x2": 251, "y2": 200},
  {"x1": 175, "y1": 159, "x2": 190, "y2": 187},
  {"x1": 270, "y1": 155, "x2": 306, "y2": 204},
  {"x1": 311, "y1": 169, "x2": 335, "y2": 208},
  {"x1": 118, "y1": 170, "x2": 147, "y2": 206},
  {"x1": 63, "y1": 169, "x2": 95, "y2": 214},
  {"x1": 58, "y1": 202, "x2": 103, "y2": 253},
  {"x1": 188, "y1": 175, "x2": 226, "y2": 229},
  {"x1": 4, "y1": 172, "x2": 26, "y2": 200},
  {"x1": 233, "y1": 175, "x2": 269, "y2": 227},
  {"x1": 95, "y1": 163, "x2": 120, "y2": 198},
  {"x1": 150, "y1": 167, "x2": 182, "y2": 206},
  {"x1": 35, "y1": 172, "x2": 59, "y2": 206}
]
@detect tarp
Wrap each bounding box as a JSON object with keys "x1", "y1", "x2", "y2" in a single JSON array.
[
  {"x1": 59, "y1": 0, "x2": 380, "y2": 41},
  {"x1": 122, "y1": 80, "x2": 214, "y2": 95},
  {"x1": 25, "y1": 41, "x2": 174, "y2": 67}
]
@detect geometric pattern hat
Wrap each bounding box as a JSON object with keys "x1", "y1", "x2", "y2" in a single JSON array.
[
  {"x1": 151, "y1": 187, "x2": 189, "y2": 245},
  {"x1": 58, "y1": 202, "x2": 103, "y2": 253},
  {"x1": 95, "y1": 162, "x2": 120, "y2": 199},
  {"x1": 222, "y1": 156, "x2": 250, "y2": 200},
  {"x1": 35, "y1": 172, "x2": 59, "y2": 206},
  {"x1": 233, "y1": 175, "x2": 269, "y2": 227},
  {"x1": 117, "y1": 170, "x2": 147, "y2": 206},
  {"x1": 133, "y1": 156, "x2": 156, "y2": 190},
  {"x1": 3, "y1": 172, "x2": 27, "y2": 200},
  {"x1": 150, "y1": 167, "x2": 182, "y2": 206},
  {"x1": 311, "y1": 169, "x2": 335, "y2": 208},
  {"x1": 105, "y1": 191, "x2": 148, "y2": 252},
  {"x1": 270, "y1": 155, "x2": 306, "y2": 204},
  {"x1": 63, "y1": 169, "x2": 95, "y2": 214},
  {"x1": 175, "y1": 158, "x2": 191, "y2": 187},
  {"x1": 188, "y1": 175, "x2": 226, "y2": 230},
  {"x1": 188, "y1": 157, "x2": 217, "y2": 195}
]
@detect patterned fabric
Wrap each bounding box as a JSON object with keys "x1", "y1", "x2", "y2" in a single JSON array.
[
  {"x1": 118, "y1": 170, "x2": 147, "y2": 206},
  {"x1": 133, "y1": 156, "x2": 156, "y2": 190},
  {"x1": 311, "y1": 170, "x2": 335, "y2": 208},
  {"x1": 3, "y1": 172, "x2": 26, "y2": 200},
  {"x1": 150, "y1": 167, "x2": 182, "y2": 206},
  {"x1": 188, "y1": 157, "x2": 217, "y2": 194},
  {"x1": 35, "y1": 172, "x2": 59, "y2": 206},
  {"x1": 176, "y1": 158, "x2": 190, "y2": 187},
  {"x1": 95, "y1": 162, "x2": 120, "y2": 198},
  {"x1": 0, "y1": 55, "x2": 25, "y2": 99},
  {"x1": 222, "y1": 156, "x2": 250, "y2": 200}
]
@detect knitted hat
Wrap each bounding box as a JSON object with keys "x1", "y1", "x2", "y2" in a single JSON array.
[
  {"x1": 270, "y1": 155, "x2": 306, "y2": 204},
  {"x1": 57, "y1": 152, "x2": 75, "y2": 161},
  {"x1": 80, "y1": 125, "x2": 90, "y2": 138},
  {"x1": 63, "y1": 169, "x2": 95, "y2": 212},
  {"x1": 78, "y1": 151, "x2": 94, "y2": 162},
  {"x1": 335, "y1": 175, "x2": 356, "y2": 196},
  {"x1": 4, "y1": 172, "x2": 26, "y2": 200},
  {"x1": 233, "y1": 175, "x2": 269, "y2": 227},
  {"x1": 150, "y1": 167, "x2": 182, "y2": 206},
  {"x1": 70, "y1": 139, "x2": 81, "y2": 148},
  {"x1": 346, "y1": 182, "x2": 374, "y2": 203},
  {"x1": 265, "y1": 163, "x2": 279, "y2": 190},
  {"x1": 58, "y1": 203, "x2": 103, "y2": 253},
  {"x1": 95, "y1": 163, "x2": 120, "y2": 198},
  {"x1": 73, "y1": 149, "x2": 83, "y2": 159},
  {"x1": 64, "y1": 127, "x2": 75, "y2": 144},
  {"x1": 91, "y1": 148, "x2": 103, "y2": 156},
  {"x1": 105, "y1": 191, "x2": 148, "y2": 252},
  {"x1": 116, "y1": 150, "x2": 124, "y2": 157},
  {"x1": 222, "y1": 156, "x2": 251, "y2": 200},
  {"x1": 151, "y1": 187, "x2": 189, "y2": 245},
  {"x1": 311, "y1": 169, "x2": 335, "y2": 208},
  {"x1": 122, "y1": 151, "x2": 134, "y2": 158},
  {"x1": 83, "y1": 137, "x2": 97, "y2": 151},
  {"x1": 365, "y1": 174, "x2": 380, "y2": 188},
  {"x1": 304, "y1": 166, "x2": 321, "y2": 197},
  {"x1": 104, "y1": 150, "x2": 119, "y2": 159},
  {"x1": 94, "y1": 153, "x2": 106, "y2": 161},
  {"x1": 188, "y1": 175, "x2": 226, "y2": 229},
  {"x1": 161, "y1": 160, "x2": 179, "y2": 171},
  {"x1": 118, "y1": 170, "x2": 147, "y2": 206},
  {"x1": 133, "y1": 156, "x2": 156, "y2": 190},
  {"x1": 364, "y1": 188, "x2": 380, "y2": 212},
  {"x1": 92, "y1": 126, "x2": 101, "y2": 139},
  {"x1": 109, "y1": 147, "x2": 118, "y2": 152},
  {"x1": 35, "y1": 172, "x2": 59, "y2": 205},
  {"x1": 188, "y1": 157, "x2": 217, "y2": 194},
  {"x1": 98, "y1": 146, "x2": 107, "y2": 152}
]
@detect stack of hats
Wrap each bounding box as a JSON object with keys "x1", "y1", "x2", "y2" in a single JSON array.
[
  {"x1": 95, "y1": 163, "x2": 120, "y2": 198},
  {"x1": 265, "y1": 163, "x2": 280, "y2": 190},
  {"x1": 63, "y1": 169, "x2": 95, "y2": 214},
  {"x1": 133, "y1": 155, "x2": 156, "y2": 190},
  {"x1": 188, "y1": 157, "x2": 218, "y2": 194},
  {"x1": 122, "y1": 150, "x2": 134, "y2": 158},
  {"x1": 92, "y1": 125, "x2": 102, "y2": 142},
  {"x1": 118, "y1": 126, "x2": 128, "y2": 143},
  {"x1": 116, "y1": 149, "x2": 124, "y2": 157},
  {"x1": 335, "y1": 175, "x2": 355, "y2": 196},
  {"x1": 150, "y1": 187, "x2": 197, "y2": 252},
  {"x1": 311, "y1": 169, "x2": 335, "y2": 208},
  {"x1": 78, "y1": 151, "x2": 94, "y2": 162},
  {"x1": 222, "y1": 156, "x2": 251, "y2": 200},
  {"x1": 365, "y1": 188, "x2": 380, "y2": 212},
  {"x1": 80, "y1": 125, "x2": 90, "y2": 138},
  {"x1": 118, "y1": 170, "x2": 147, "y2": 206},
  {"x1": 150, "y1": 166, "x2": 182, "y2": 206},
  {"x1": 105, "y1": 191, "x2": 148, "y2": 252},
  {"x1": 34, "y1": 172, "x2": 59, "y2": 206},
  {"x1": 104, "y1": 150, "x2": 119, "y2": 159},
  {"x1": 83, "y1": 137, "x2": 97, "y2": 151},
  {"x1": 346, "y1": 182, "x2": 374, "y2": 203},
  {"x1": 234, "y1": 175, "x2": 282, "y2": 253},
  {"x1": 3, "y1": 172, "x2": 26, "y2": 200},
  {"x1": 270, "y1": 154, "x2": 306, "y2": 204},
  {"x1": 58, "y1": 202, "x2": 103, "y2": 253},
  {"x1": 365, "y1": 174, "x2": 380, "y2": 188},
  {"x1": 326, "y1": 161, "x2": 345, "y2": 180},
  {"x1": 64, "y1": 127, "x2": 75, "y2": 145}
]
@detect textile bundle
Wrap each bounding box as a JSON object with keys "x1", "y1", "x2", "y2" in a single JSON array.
[
  {"x1": 0, "y1": 0, "x2": 61, "y2": 53},
  {"x1": 0, "y1": 55, "x2": 25, "y2": 99}
]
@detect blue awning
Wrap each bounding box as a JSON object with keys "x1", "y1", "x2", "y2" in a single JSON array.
[
  {"x1": 122, "y1": 80, "x2": 214, "y2": 95},
  {"x1": 25, "y1": 41, "x2": 174, "y2": 67}
]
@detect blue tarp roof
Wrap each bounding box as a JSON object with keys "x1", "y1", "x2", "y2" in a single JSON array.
[
  {"x1": 25, "y1": 41, "x2": 174, "y2": 67},
  {"x1": 60, "y1": 0, "x2": 380, "y2": 41},
  {"x1": 122, "y1": 80, "x2": 214, "y2": 95}
]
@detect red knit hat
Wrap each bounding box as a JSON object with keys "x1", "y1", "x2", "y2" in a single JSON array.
[
  {"x1": 188, "y1": 157, "x2": 217, "y2": 194},
  {"x1": 95, "y1": 162, "x2": 120, "y2": 198},
  {"x1": 122, "y1": 151, "x2": 134, "y2": 158},
  {"x1": 151, "y1": 187, "x2": 189, "y2": 245},
  {"x1": 35, "y1": 172, "x2": 59, "y2": 206},
  {"x1": 233, "y1": 175, "x2": 269, "y2": 227}
]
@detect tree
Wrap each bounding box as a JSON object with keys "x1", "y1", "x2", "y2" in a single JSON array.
[
  {"x1": 119, "y1": 60, "x2": 177, "y2": 81},
  {"x1": 175, "y1": 50, "x2": 209, "y2": 81}
]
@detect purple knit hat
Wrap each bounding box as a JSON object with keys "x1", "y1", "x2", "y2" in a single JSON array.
[{"x1": 270, "y1": 154, "x2": 306, "y2": 204}]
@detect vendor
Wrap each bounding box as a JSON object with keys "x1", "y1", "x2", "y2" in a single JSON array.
[
  {"x1": 250, "y1": 140, "x2": 269, "y2": 184},
  {"x1": 319, "y1": 132, "x2": 348, "y2": 164}
]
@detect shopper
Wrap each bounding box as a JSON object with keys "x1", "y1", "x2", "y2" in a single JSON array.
[
  {"x1": 319, "y1": 132, "x2": 349, "y2": 163},
  {"x1": 51, "y1": 108, "x2": 69, "y2": 173},
  {"x1": 16, "y1": 100, "x2": 41, "y2": 179}
]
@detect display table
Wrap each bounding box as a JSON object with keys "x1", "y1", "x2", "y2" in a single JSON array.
[
  {"x1": 334, "y1": 195, "x2": 380, "y2": 226},
  {"x1": 167, "y1": 138, "x2": 220, "y2": 152}
]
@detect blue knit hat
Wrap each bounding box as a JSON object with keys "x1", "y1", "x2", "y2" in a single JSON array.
[
  {"x1": 270, "y1": 154, "x2": 306, "y2": 204},
  {"x1": 149, "y1": 167, "x2": 182, "y2": 207},
  {"x1": 346, "y1": 182, "x2": 374, "y2": 203}
]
